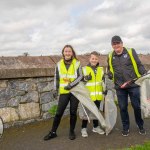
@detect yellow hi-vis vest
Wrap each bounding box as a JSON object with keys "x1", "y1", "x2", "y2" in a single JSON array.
[
  {"x1": 108, "y1": 48, "x2": 141, "y2": 81},
  {"x1": 83, "y1": 66, "x2": 104, "y2": 101},
  {"x1": 57, "y1": 58, "x2": 80, "y2": 94}
]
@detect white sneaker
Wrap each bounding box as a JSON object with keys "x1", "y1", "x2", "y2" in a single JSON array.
[
  {"x1": 92, "y1": 126, "x2": 105, "y2": 135},
  {"x1": 81, "y1": 128, "x2": 88, "y2": 137}
]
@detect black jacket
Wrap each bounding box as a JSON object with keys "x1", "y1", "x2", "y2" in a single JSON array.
[{"x1": 107, "y1": 47, "x2": 147, "y2": 89}]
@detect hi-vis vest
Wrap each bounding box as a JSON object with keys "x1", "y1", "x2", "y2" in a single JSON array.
[
  {"x1": 83, "y1": 66, "x2": 104, "y2": 101},
  {"x1": 57, "y1": 58, "x2": 80, "y2": 94},
  {"x1": 108, "y1": 48, "x2": 141, "y2": 81}
]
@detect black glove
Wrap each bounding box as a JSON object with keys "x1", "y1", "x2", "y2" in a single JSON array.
[
  {"x1": 84, "y1": 73, "x2": 92, "y2": 81},
  {"x1": 107, "y1": 72, "x2": 113, "y2": 80},
  {"x1": 103, "y1": 90, "x2": 108, "y2": 95},
  {"x1": 53, "y1": 90, "x2": 58, "y2": 98},
  {"x1": 64, "y1": 84, "x2": 72, "y2": 90}
]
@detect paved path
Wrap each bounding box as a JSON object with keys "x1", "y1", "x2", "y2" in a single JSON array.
[{"x1": 1, "y1": 107, "x2": 150, "y2": 150}]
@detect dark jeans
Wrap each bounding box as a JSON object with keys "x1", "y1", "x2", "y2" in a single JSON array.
[
  {"x1": 116, "y1": 87, "x2": 144, "y2": 131},
  {"x1": 82, "y1": 100, "x2": 101, "y2": 128},
  {"x1": 51, "y1": 93, "x2": 79, "y2": 133}
]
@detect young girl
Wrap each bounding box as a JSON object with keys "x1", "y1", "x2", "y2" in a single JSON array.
[
  {"x1": 44, "y1": 45, "x2": 83, "y2": 140},
  {"x1": 81, "y1": 51, "x2": 105, "y2": 137}
]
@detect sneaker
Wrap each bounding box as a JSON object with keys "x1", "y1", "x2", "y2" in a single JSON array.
[
  {"x1": 43, "y1": 131, "x2": 57, "y2": 141},
  {"x1": 81, "y1": 128, "x2": 88, "y2": 137},
  {"x1": 139, "y1": 128, "x2": 146, "y2": 135},
  {"x1": 92, "y1": 126, "x2": 105, "y2": 135},
  {"x1": 122, "y1": 130, "x2": 129, "y2": 137},
  {"x1": 69, "y1": 131, "x2": 76, "y2": 140}
]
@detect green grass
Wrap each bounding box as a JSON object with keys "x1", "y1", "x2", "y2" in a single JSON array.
[
  {"x1": 48, "y1": 105, "x2": 58, "y2": 116},
  {"x1": 123, "y1": 141, "x2": 150, "y2": 150}
]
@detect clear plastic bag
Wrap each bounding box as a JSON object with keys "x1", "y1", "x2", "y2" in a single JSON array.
[
  {"x1": 104, "y1": 90, "x2": 117, "y2": 135},
  {"x1": 135, "y1": 72, "x2": 150, "y2": 118},
  {"x1": 0, "y1": 117, "x2": 4, "y2": 138},
  {"x1": 70, "y1": 82, "x2": 106, "y2": 128}
]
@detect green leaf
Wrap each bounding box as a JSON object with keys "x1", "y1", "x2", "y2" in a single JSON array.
[{"x1": 48, "y1": 105, "x2": 58, "y2": 116}]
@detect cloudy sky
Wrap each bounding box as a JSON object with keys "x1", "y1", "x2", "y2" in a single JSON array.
[{"x1": 0, "y1": 0, "x2": 150, "y2": 56}]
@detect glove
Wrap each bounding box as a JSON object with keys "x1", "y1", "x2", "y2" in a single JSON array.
[
  {"x1": 84, "y1": 73, "x2": 92, "y2": 81},
  {"x1": 107, "y1": 72, "x2": 113, "y2": 80},
  {"x1": 64, "y1": 84, "x2": 72, "y2": 90},
  {"x1": 103, "y1": 90, "x2": 108, "y2": 95},
  {"x1": 53, "y1": 90, "x2": 58, "y2": 98}
]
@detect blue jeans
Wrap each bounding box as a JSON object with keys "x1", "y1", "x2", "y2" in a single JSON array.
[{"x1": 116, "y1": 87, "x2": 144, "y2": 131}]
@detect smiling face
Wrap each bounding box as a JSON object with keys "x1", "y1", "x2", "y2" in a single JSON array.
[
  {"x1": 112, "y1": 42, "x2": 124, "y2": 55},
  {"x1": 62, "y1": 45, "x2": 76, "y2": 61},
  {"x1": 89, "y1": 54, "x2": 99, "y2": 66},
  {"x1": 63, "y1": 47, "x2": 73, "y2": 60}
]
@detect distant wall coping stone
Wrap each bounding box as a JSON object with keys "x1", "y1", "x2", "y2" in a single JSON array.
[{"x1": 0, "y1": 55, "x2": 149, "y2": 79}]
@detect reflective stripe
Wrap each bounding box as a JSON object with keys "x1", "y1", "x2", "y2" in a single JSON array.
[
  {"x1": 57, "y1": 59, "x2": 78, "y2": 79},
  {"x1": 109, "y1": 51, "x2": 114, "y2": 81},
  {"x1": 86, "y1": 82, "x2": 102, "y2": 86},
  {"x1": 82, "y1": 67, "x2": 87, "y2": 75},
  {"x1": 57, "y1": 61, "x2": 61, "y2": 72},
  {"x1": 109, "y1": 48, "x2": 141, "y2": 81},
  {"x1": 76, "y1": 61, "x2": 80, "y2": 69},
  {"x1": 127, "y1": 48, "x2": 141, "y2": 78},
  {"x1": 82, "y1": 66, "x2": 104, "y2": 101},
  {"x1": 57, "y1": 60, "x2": 80, "y2": 72},
  {"x1": 58, "y1": 58, "x2": 80, "y2": 94},
  {"x1": 59, "y1": 74, "x2": 77, "y2": 78},
  {"x1": 60, "y1": 83, "x2": 68, "y2": 87},
  {"x1": 90, "y1": 92, "x2": 103, "y2": 95}
]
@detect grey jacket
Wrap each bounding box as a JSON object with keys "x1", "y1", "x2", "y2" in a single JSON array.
[{"x1": 107, "y1": 47, "x2": 147, "y2": 89}]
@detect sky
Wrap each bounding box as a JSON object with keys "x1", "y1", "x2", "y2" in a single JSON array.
[{"x1": 0, "y1": 0, "x2": 150, "y2": 56}]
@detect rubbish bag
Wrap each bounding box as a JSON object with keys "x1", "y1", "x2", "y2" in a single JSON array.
[
  {"x1": 70, "y1": 82, "x2": 106, "y2": 128},
  {"x1": 103, "y1": 74, "x2": 117, "y2": 135},
  {"x1": 135, "y1": 71, "x2": 150, "y2": 118},
  {"x1": 78, "y1": 102, "x2": 99, "y2": 121},
  {"x1": 104, "y1": 90, "x2": 117, "y2": 135},
  {"x1": 0, "y1": 117, "x2": 3, "y2": 138}
]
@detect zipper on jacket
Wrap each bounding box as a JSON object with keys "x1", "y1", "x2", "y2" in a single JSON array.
[{"x1": 94, "y1": 71, "x2": 97, "y2": 100}]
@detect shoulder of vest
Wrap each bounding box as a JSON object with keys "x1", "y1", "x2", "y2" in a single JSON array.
[
  {"x1": 75, "y1": 60, "x2": 80, "y2": 68},
  {"x1": 83, "y1": 66, "x2": 93, "y2": 71},
  {"x1": 125, "y1": 47, "x2": 132, "y2": 51},
  {"x1": 76, "y1": 60, "x2": 80, "y2": 63},
  {"x1": 57, "y1": 59, "x2": 63, "y2": 64},
  {"x1": 82, "y1": 66, "x2": 87, "y2": 68},
  {"x1": 72, "y1": 58, "x2": 78, "y2": 63},
  {"x1": 82, "y1": 66, "x2": 89, "y2": 70},
  {"x1": 109, "y1": 50, "x2": 114, "y2": 55}
]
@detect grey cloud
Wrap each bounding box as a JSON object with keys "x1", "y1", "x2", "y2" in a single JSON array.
[{"x1": 0, "y1": 0, "x2": 150, "y2": 56}]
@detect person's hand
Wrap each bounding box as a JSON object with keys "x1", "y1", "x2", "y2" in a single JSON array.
[
  {"x1": 84, "y1": 73, "x2": 92, "y2": 81},
  {"x1": 103, "y1": 90, "x2": 108, "y2": 95},
  {"x1": 53, "y1": 90, "x2": 58, "y2": 98},
  {"x1": 120, "y1": 80, "x2": 132, "y2": 88},
  {"x1": 107, "y1": 72, "x2": 113, "y2": 80},
  {"x1": 64, "y1": 84, "x2": 72, "y2": 90}
]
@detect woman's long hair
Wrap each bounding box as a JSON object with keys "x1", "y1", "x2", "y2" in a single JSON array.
[{"x1": 62, "y1": 45, "x2": 77, "y2": 60}]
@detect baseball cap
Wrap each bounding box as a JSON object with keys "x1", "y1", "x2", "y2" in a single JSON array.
[{"x1": 111, "y1": 35, "x2": 122, "y2": 44}]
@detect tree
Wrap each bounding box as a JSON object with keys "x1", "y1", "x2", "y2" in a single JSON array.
[{"x1": 23, "y1": 52, "x2": 29, "y2": 56}]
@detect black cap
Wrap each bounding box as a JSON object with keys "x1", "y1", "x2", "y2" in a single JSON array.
[{"x1": 111, "y1": 35, "x2": 122, "y2": 44}]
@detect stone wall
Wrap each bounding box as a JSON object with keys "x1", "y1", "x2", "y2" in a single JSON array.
[
  {"x1": 0, "y1": 55, "x2": 150, "y2": 128},
  {"x1": 0, "y1": 77, "x2": 70, "y2": 128}
]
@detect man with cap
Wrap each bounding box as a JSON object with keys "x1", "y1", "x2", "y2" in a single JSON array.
[{"x1": 107, "y1": 35, "x2": 147, "y2": 136}]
